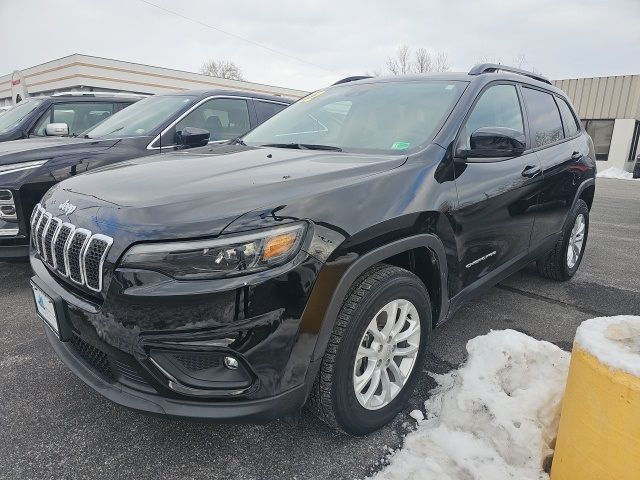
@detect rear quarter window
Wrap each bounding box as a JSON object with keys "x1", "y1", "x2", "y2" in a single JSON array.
[{"x1": 522, "y1": 87, "x2": 564, "y2": 148}]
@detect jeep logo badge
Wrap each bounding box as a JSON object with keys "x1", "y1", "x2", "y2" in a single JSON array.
[{"x1": 58, "y1": 200, "x2": 77, "y2": 215}]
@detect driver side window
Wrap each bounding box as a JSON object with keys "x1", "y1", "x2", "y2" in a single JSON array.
[
  {"x1": 162, "y1": 98, "x2": 250, "y2": 145},
  {"x1": 459, "y1": 84, "x2": 524, "y2": 150}
]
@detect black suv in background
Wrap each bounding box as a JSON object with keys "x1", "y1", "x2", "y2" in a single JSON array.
[
  {"x1": 30, "y1": 65, "x2": 595, "y2": 435},
  {"x1": 0, "y1": 92, "x2": 143, "y2": 142},
  {"x1": 0, "y1": 90, "x2": 293, "y2": 258}
]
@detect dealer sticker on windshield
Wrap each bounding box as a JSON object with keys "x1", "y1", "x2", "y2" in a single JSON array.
[{"x1": 391, "y1": 141, "x2": 410, "y2": 150}]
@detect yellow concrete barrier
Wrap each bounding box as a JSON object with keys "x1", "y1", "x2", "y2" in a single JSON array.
[{"x1": 551, "y1": 317, "x2": 640, "y2": 480}]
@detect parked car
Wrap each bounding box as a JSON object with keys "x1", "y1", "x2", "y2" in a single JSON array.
[
  {"x1": 29, "y1": 65, "x2": 595, "y2": 435},
  {"x1": 0, "y1": 92, "x2": 143, "y2": 142},
  {"x1": 0, "y1": 105, "x2": 12, "y2": 116},
  {"x1": 0, "y1": 90, "x2": 293, "y2": 258}
]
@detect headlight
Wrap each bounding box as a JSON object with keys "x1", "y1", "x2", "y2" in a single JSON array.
[
  {"x1": 0, "y1": 160, "x2": 47, "y2": 176},
  {"x1": 120, "y1": 223, "x2": 307, "y2": 280}
]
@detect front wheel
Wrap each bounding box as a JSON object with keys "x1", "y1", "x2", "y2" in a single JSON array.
[
  {"x1": 308, "y1": 264, "x2": 431, "y2": 435},
  {"x1": 537, "y1": 199, "x2": 590, "y2": 281}
]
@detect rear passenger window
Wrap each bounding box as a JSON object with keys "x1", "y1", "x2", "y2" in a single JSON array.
[
  {"x1": 459, "y1": 84, "x2": 524, "y2": 150},
  {"x1": 556, "y1": 98, "x2": 580, "y2": 137},
  {"x1": 255, "y1": 101, "x2": 287, "y2": 124},
  {"x1": 522, "y1": 88, "x2": 564, "y2": 147}
]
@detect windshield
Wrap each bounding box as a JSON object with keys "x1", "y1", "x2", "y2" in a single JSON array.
[
  {"x1": 243, "y1": 80, "x2": 466, "y2": 154},
  {"x1": 85, "y1": 95, "x2": 196, "y2": 139},
  {"x1": 0, "y1": 99, "x2": 42, "y2": 134}
]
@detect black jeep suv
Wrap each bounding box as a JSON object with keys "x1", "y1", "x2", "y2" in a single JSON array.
[
  {"x1": 0, "y1": 90, "x2": 292, "y2": 258},
  {"x1": 30, "y1": 65, "x2": 595, "y2": 435}
]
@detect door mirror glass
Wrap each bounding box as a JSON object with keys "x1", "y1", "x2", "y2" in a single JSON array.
[
  {"x1": 461, "y1": 127, "x2": 526, "y2": 158},
  {"x1": 45, "y1": 123, "x2": 69, "y2": 136},
  {"x1": 177, "y1": 126, "x2": 210, "y2": 148}
]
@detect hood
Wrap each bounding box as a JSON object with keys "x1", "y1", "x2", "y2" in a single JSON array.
[
  {"x1": 0, "y1": 136, "x2": 132, "y2": 166},
  {"x1": 41, "y1": 145, "x2": 407, "y2": 248}
]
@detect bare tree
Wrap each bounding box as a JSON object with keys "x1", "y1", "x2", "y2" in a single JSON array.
[
  {"x1": 386, "y1": 45, "x2": 412, "y2": 75},
  {"x1": 414, "y1": 48, "x2": 433, "y2": 73},
  {"x1": 199, "y1": 59, "x2": 244, "y2": 80},
  {"x1": 386, "y1": 45, "x2": 450, "y2": 75},
  {"x1": 432, "y1": 52, "x2": 450, "y2": 72}
]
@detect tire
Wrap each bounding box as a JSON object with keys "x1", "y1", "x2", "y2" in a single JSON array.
[
  {"x1": 308, "y1": 264, "x2": 432, "y2": 435},
  {"x1": 536, "y1": 199, "x2": 589, "y2": 281}
]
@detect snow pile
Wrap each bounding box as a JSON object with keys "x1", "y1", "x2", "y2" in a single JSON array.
[
  {"x1": 372, "y1": 330, "x2": 570, "y2": 480},
  {"x1": 596, "y1": 167, "x2": 635, "y2": 180},
  {"x1": 575, "y1": 315, "x2": 640, "y2": 376}
]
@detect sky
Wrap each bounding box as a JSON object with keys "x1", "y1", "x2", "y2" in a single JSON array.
[{"x1": 1, "y1": 0, "x2": 639, "y2": 92}]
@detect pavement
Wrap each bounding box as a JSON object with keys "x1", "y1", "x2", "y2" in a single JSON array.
[{"x1": 1, "y1": 178, "x2": 639, "y2": 480}]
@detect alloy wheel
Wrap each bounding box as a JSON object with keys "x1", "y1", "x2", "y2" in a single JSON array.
[
  {"x1": 353, "y1": 299, "x2": 421, "y2": 410},
  {"x1": 567, "y1": 213, "x2": 586, "y2": 269}
]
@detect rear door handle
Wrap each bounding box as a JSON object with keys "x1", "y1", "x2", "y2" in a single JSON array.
[
  {"x1": 571, "y1": 151, "x2": 583, "y2": 160},
  {"x1": 522, "y1": 165, "x2": 541, "y2": 178}
]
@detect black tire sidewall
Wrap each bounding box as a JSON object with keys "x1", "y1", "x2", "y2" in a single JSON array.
[
  {"x1": 562, "y1": 200, "x2": 590, "y2": 278},
  {"x1": 332, "y1": 275, "x2": 431, "y2": 435}
]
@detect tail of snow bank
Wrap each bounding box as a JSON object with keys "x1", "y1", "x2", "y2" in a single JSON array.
[{"x1": 371, "y1": 329, "x2": 570, "y2": 480}]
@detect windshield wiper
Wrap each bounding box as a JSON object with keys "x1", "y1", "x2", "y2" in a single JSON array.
[
  {"x1": 228, "y1": 137, "x2": 246, "y2": 146},
  {"x1": 261, "y1": 143, "x2": 342, "y2": 152}
]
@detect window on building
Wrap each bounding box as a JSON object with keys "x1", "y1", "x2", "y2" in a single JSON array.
[
  {"x1": 629, "y1": 121, "x2": 640, "y2": 163},
  {"x1": 458, "y1": 84, "x2": 524, "y2": 150},
  {"x1": 556, "y1": 98, "x2": 580, "y2": 138},
  {"x1": 521, "y1": 87, "x2": 564, "y2": 148},
  {"x1": 255, "y1": 101, "x2": 288, "y2": 124},
  {"x1": 582, "y1": 120, "x2": 615, "y2": 161}
]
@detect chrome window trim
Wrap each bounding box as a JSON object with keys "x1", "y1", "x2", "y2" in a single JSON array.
[
  {"x1": 0, "y1": 228, "x2": 18, "y2": 237},
  {"x1": 38, "y1": 213, "x2": 52, "y2": 261},
  {"x1": 146, "y1": 95, "x2": 256, "y2": 151},
  {"x1": 82, "y1": 234, "x2": 114, "y2": 292},
  {"x1": 67, "y1": 228, "x2": 91, "y2": 286}
]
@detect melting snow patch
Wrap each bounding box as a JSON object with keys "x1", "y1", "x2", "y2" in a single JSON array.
[
  {"x1": 575, "y1": 315, "x2": 640, "y2": 377},
  {"x1": 596, "y1": 167, "x2": 635, "y2": 180},
  {"x1": 371, "y1": 330, "x2": 570, "y2": 480}
]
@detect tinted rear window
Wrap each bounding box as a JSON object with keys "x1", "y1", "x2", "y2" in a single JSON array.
[{"x1": 522, "y1": 88, "x2": 564, "y2": 148}]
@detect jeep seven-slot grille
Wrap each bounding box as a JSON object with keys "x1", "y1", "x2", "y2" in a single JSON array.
[{"x1": 31, "y1": 204, "x2": 113, "y2": 292}]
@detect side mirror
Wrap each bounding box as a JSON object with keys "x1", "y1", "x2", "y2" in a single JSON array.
[
  {"x1": 458, "y1": 127, "x2": 526, "y2": 160},
  {"x1": 45, "y1": 123, "x2": 69, "y2": 137},
  {"x1": 177, "y1": 127, "x2": 210, "y2": 148}
]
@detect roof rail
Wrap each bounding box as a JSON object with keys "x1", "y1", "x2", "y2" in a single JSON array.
[
  {"x1": 51, "y1": 91, "x2": 149, "y2": 98},
  {"x1": 468, "y1": 63, "x2": 552, "y2": 85},
  {"x1": 332, "y1": 76, "x2": 372, "y2": 86}
]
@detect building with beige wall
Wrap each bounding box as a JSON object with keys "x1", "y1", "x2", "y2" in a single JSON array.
[
  {"x1": 0, "y1": 53, "x2": 307, "y2": 107},
  {"x1": 553, "y1": 75, "x2": 640, "y2": 173}
]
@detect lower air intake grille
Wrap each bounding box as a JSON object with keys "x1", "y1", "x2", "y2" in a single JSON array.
[
  {"x1": 69, "y1": 334, "x2": 115, "y2": 381},
  {"x1": 173, "y1": 352, "x2": 222, "y2": 372}
]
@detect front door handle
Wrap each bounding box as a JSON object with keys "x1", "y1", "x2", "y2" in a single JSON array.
[
  {"x1": 522, "y1": 165, "x2": 541, "y2": 178},
  {"x1": 571, "y1": 151, "x2": 583, "y2": 160}
]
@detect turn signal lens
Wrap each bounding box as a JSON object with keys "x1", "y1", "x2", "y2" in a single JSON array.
[{"x1": 263, "y1": 232, "x2": 298, "y2": 261}]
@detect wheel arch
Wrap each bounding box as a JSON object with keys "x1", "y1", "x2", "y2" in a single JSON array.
[{"x1": 308, "y1": 234, "x2": 449, "y2": 363}]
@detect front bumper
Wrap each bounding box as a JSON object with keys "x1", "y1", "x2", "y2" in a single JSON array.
[
  {"x1": 41, "y1": 323, "x2": 308, "y2": 421},
  {"x1": 30, "y1": 248, "x2": 324, "y2": 421}
]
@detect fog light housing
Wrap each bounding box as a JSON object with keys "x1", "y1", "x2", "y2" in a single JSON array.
[{"x1": 147, "y1": 349, "x2": 252, "y2": 396}]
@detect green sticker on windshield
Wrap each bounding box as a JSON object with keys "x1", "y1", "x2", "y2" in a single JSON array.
[{"x1": 391, "y1": 141, "x2": 410, "y2": 150}]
